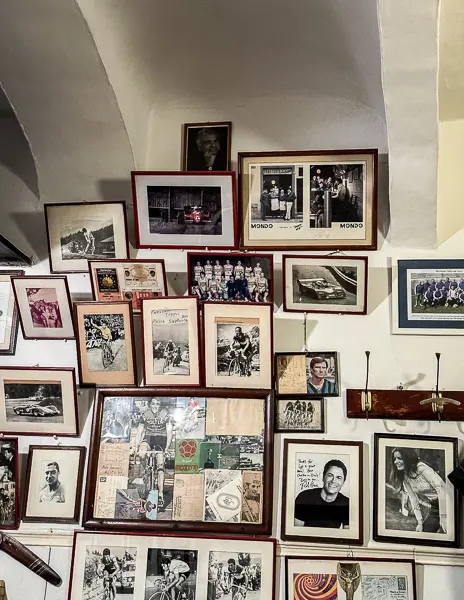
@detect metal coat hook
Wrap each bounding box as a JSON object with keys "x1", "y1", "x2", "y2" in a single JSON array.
[
  {"x1": 361, "y1": 351, "x2": 371, "y2": 419},
  {"x1": 419, "y1": 353, "x2": 460, "y2": 422}
]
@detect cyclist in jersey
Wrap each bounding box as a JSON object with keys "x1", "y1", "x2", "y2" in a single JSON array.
[
  {"x1": 90, "y1": 318, "x2": 113, "y2": 361},
  {"x1": 161, "y1": 556, "x2": 191, "y2": 600},
  {"x1": 100, "y1": 548, "x2": 120, "y2": 600},
  {"x1": 164, "y1": 340, "x2": 176, "y2": 368},
  {"x1": 135, "y1": 398, "x2": 173, "y2": 508},
  {"x1": 229, "y1": 327, "x2": 252, "y2": 376},
  {"x1": 227, "y1": 558, "x2": 248, "y2": 600}
]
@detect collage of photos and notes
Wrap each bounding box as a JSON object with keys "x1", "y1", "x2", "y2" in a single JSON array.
[
  {"x1": 94, "y1": 395, "x2": 265, "y2": 525},
  {"x1": 0, "y1": 440, "x2": 16, "y2": 527}
]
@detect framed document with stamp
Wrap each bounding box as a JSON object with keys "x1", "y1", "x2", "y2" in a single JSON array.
[{"x1": 82, "y1": 387, "x2": 274, "y2": 534}]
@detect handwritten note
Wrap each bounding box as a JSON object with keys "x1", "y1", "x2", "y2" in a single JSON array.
[
  {"x1": 97, "y1": 443, "x2": 130, "y2": 477},
  {"x1": 295, "y1": 454, "x2": 320, "y2": 493},
  {"x1": 172, "y1": 474, "x2": 205, "y2": 521},
  {"x1": 94, "y1": 475, "x2": 128, "y2": 519},
  {"x1": 277, "y1": 354, "x2": 307, "y2": 394}
]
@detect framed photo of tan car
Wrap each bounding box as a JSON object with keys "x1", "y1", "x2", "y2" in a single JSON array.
[
  {"x1": 182, "y1": 121, "x2": 232, "y2": 171},
  {"x1": 283, "y1": 255, "x2": 368, "y2": 314},
  {"x1": 141, "y1": 296, "x2": 201, "y2": 387},
  {"x1": 239, "y1": 149, "x2": 378, "y2": 250},
  {"x1": 0, "y1": 270, "x2": 23, "y2": 355}
]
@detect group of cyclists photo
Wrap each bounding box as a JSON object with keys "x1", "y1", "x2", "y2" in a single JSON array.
[
  {"x1": 412, "y1": 276, "x2": 464, "y2": 311},
  {"x1": 208, "y1": 552, "x2": 262, "y2": 600},
  {"x1": 279, "y1": 399, "x2": 316, "y2": 430},
  {"x1": 152, "y1": 339, "x2": 189, "y2": 376}
]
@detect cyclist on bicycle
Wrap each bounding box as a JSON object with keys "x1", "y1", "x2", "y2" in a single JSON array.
[
  {"x1": 227, "y1": 558, "x2": 248, "y2": 600},
  {"x1": 163, "y1": 340, "x2": 176, "y2": 368},
  {"x1": 135, "y1": 398, "x2": 173, "y2": 509},
  {"x1": 100, "y1": 548, "x2": 120, "y2": 600},
  {"x1": 160, "y1": 555, "x2": 191, "y2": 600},
  {"x1": 90, "y1": 318, "x2": 113, "y2": 359},
  {"x1": 229, "y1": 327, "x2": 252, "y2": 377}
]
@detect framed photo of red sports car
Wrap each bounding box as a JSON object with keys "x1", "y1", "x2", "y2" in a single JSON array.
[
  {"x1": 132, "y1": 171, "x2": 238, "y2": 249},
  {"x1": 283, "y1": 255, "x2": 368, "y2": 315}
]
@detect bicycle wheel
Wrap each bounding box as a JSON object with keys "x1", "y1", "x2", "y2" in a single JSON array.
[
  {"x1": 228, "y1": 358, "x2": 240, "y2": 376},
  {"x1": 149, "y1": 591, "x2": 170, "y2": 600},
  {"x1": 102, "y1": 345, "x2": 111, "y2": 369}
]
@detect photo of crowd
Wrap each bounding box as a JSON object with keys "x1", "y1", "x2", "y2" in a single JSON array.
[{"x1": 26, "y1": 288, "x2": 63, "y2": 329}]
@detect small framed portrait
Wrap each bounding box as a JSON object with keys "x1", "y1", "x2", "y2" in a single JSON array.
[
  {"x1": 283, "y1": 255, "x2": 368, "y2": 314},
  {"x1": 374, "y1": 433, "x2": 460, "y2": 547},
  {"x1": 44, "y1": 201, "x2": 129, "y2": 273},
  {"x1": 74, "y1": 301, "x2": 137, "y2": 387},
  {"x1": 0, "y1": 367, "x2": 78, "y2": 436},
  {"x1": 141, "y1": 296, "x2": 201, "y2": 387},
  {"x1": 275, "y1": 398, "x2": 325, "y2": 433},
  {"x1": 392, "y1": 258, "x2": 464, "y2": 335},
  {"x1": 0, "y1": 438, "x2": 19, "y2": 529},
  {"x1": 203, "y1": 301, "x2": 273, "y2": 389},
  {"x1": 239, "y1": 149, "x2": 378, "y2": 250},
  {"x1": 23, "y1": 445, "x2": 86, "y2": 524},
  {"x1": 187, "y1": 252, "x2": 274, "y2": 305},
  {"x1": 132, "y1": 171, "x2": 238, "y2": 250},
  {"x1": 275, "y1": 352, "x2": 339, "y2": 397},
  {"x1": 281, "y1": 439, "x2": 364, "y2": 545},
  {"x1": 11, "y1": 275, "x2": 74, "y2": 340},
  {"x1": 68, "y1": 531, "x2": 276, "y2": 600},
  {"x1": 285, "y1": 556, "x2": 417, "y2": 600},
  {"x1": 182, "y1": 121, "x2": 232, "y2": 171},
  {"x1": 0, "y1": 270, "x2": 23, "y2": 354},
  {"x1": 89, "y1": 259, "x2": 167, "y2": 313}
]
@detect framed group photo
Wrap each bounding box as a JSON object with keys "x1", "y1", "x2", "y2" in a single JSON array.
[
  {"x1": 283, "y1": 255, "x2": 368, "y2": 314},
  {"x1": 44, "y1": 201, "x2": 129, "y2": 273},
  {"x1": 132, "y1": 171, "x2": 238, "y2": 249},
  {"x1": 83, "y1": 387, "x2": 273, "y2": 534},
  {"x1": 0, "y1": 270, "x2": 23, "y2": 355},
  {"x1": 182, "y1": 121, "x2": 232, "y2": 171},
  {"x1": 281, "y1": 439, "x2": 364, "y2": 545},
  {"x1": 0, "y1": 438, "x2": 19, "y2": 529},
  {"x1": 238, "y1": 149, "x2": 378, "y2": 250},
  {"x1": 374, "y1": 433, "x2": 460, "y2": 547},
  {"x1": 275, "y1": 351, "x2": 339, "y2": 397},
  {"x1": 275, "y1": 398, "x2": 325, "y2": 433}
]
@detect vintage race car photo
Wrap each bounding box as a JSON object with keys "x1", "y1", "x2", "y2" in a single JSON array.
[
  {"x1": 297, "y1": 277, "x2": 347, "y2": 300},
  {"x1": 183, "y1": 205, "x2": 211, "y2": 224},
  {"x1": 12, "y1": 403, "x2": 61, "y2": 418}
]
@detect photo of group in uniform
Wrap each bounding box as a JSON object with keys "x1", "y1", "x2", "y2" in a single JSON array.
[
  {"x1": 252, "y1": 166, "x2": 301, "y2": 223},
  {"x1": 83, "y1": 314, "x2": 127, "y2": 372},
  {"x1": 189, "y1": 254, "x2": 271, "y2": 303},
  {"x1": 60, "y1": 220, "x2": 116, "y2": 261},
  {"x1": 410, "y1": 272, "x2": 464, "y2": 314},
  {"x1": 208, "y1": 551, "x2": 262, "y2": 600}
]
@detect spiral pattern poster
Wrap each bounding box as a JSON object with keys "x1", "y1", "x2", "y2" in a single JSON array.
[{"x1": 293, "y1": 573, "x2": 338, "y2": 599}]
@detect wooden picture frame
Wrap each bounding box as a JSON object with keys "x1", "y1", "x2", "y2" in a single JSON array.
[
  {"x1": 187, "y1": 251, "x2": 274, "y2": 305},
  {"x1": 203, "y1": 301, "x2": 273, "y2": 390},
  {"x1": 285, "y1": 556, "x2": 417, "y2": 600},
  {"x1": 22, "y1": 445, "x2": 86, "y2": 524},
  {"x1": 275, "y1": 351, "x2": 340, "y2": 397},
  {"x1": 44, "y1": 201, "x2": 129, "y2": 274},
  {"x1": 0, "y1": 366, "x2": 79, "y2": 436},
  {"x1": 238, "y1": 149, "x2": 378, "y2": 250},
  {"x1": 0, "y1": 270, "x2": 23, "y2": 355},
  {"x1": 11, "y1": 275, "x2": 74, "y2": 340},
  {"x1": 73, "y1": 301, "x2": 137, "y2": 387},
  {"x1": 282, "y1": 255, "x2": 368, "y2": 315},
  {"x1": 89, "y1": 259, "x2": 168, "y2": 314},
  {"x1": 182, "y1": 121, "x2": 232, "y2": 171},
  {"x1": 374, "y1": 433, "x2": 460, "y2": 547},
  {"x1": 0, "y1": 437, "x2": 20, "y2": 530},
  {"x1": 131, "y1": 171, "x2": 238, "y2": 250},
  {"x1": 141, "y1": 296, "x2": 201, "y2": 387},
  {"x1": 69, "y1": 530, "x2": 276, "y2": 600},
  {"x1": 275, "y1": 397, "x2": 325, "y2": 433},
  {"x1": 281, "y1": 439, "x2": 364, "y2": 545},
  {"x1": 82, "y1": 387, "x2": 274, "y2": 535}
]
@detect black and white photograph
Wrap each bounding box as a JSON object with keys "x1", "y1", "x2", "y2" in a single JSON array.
[
  {"x1": 145, "y1": 548, "x2": 198, "y2": 600},
  {"x1": 275, "y1": 352, "x2": 339, "y2": 397},
  {"x1": 0, "y1": 439, "x2": 18, "y2": 529},
  {"x1": 0, "y1": 270, "x2": 23, "y2": 355},
  {"x1": 276, "y1": 398, "x2": 325, "y2": 433},
  {"x1": 283, "y1": 255, "x2": 368, "y2": 314},
  {"x1": 374, "y1": 433, "x2": 460, "y2": 547},
  {"x1": 183, "y1": 121, "x2": 231, "y2": 171},
  {"x1": 215, "y1": 319, "x2": 260, "y2": 379},
  {"x1": 4, "y1": 381, "x2": 64, "y2": 423},
  {"x1": 82, "y1": 545, "x2": 138, "y2": 600},
  {"x1": 151, "y1": 309, "x2": 190, "y2": 376},
  {"x1": 45, "y1": 202, "x2": 129, "y2": 273},
  {"x1": 83, "y1": 314, "x2": 128, "y2": 373},
  {"x1": 208, "y1": 551, "x2": 262, "y2": 600},
  {"x1": 132, "y1": 172, "x2": 237, "y2": 250},
  {"x1": 187, "y1": 252, "x2": 273, "y2": 304},
  {"x1": 282, "y1": 440, "x2": 363, "y2": 544},
  {"x1": 251, "y1": 166, "x2": 302, "y2": 224}
]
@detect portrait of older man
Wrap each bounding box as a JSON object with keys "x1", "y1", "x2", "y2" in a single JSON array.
[
  {"x1": 39, "y1": 461, "x2": 65, "y2": 503},
  {"x1": 184, "y1": 122, "x2": 231, "y2": 171}
]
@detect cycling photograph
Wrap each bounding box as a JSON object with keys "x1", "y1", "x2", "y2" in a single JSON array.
[
  {"x1": 215, "y1": 323, "x2": 260, "y2": 378},
  {"x1": 83, "y1": 545, "x2": 137, "y2": 600},
  {"x1": 151, "y1": 308, "x2": 190, "y2": 377},
  {"x1": 208, "y1": 551, "x2": 262, "y2": 600},
  {"x1": 145, "y1": 549, "x2": 197, "y2": 600},
  {"x1": 83, "y1": 313, "x2": 128, "y2": 372}
]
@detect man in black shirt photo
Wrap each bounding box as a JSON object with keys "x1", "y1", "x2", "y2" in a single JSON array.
[{"x1": 294, "y1": 459, "x2": 349, "y2": 528}]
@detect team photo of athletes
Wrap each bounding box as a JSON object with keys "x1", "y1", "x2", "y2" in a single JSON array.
[
  {"x1": 411, "y1": 274, "x2": 464, "y2": 313},
  {"x1": 188, "y1": 254, "x2": 272, "y2": 303}
]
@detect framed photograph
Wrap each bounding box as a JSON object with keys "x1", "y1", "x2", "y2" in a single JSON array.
[
  {"x1": 0, "y1": 438, "x2": 19, "y2": 529},
  {"x1": 238, "y1": 149, "x2": 378, "y2": 250},
  {"x1": 182, "y1": 121, "x2": 232, "y2": 171},
  {"x1": 74, "y1": 301, "x2": 137, "y2": 387},
  {"x1": 276, "y1": 398, "x2": 325, "y2": 433},
  {"x1": 285, "y1": 556, "x2": 417, "y2": 600},
  {"x1": 203, "y1": 302, "x2": 273, "y2": 389},
  {"x1": 23, "y1": 445, "x2": 86, "y2": 523},
  {"x1": 374, "y1": 433, "x2": 460, "y2": 547},
  {"x1": 187, "y1": 252, "x2": 274, "y2": 304},
  {"x1": 141, "y1": 296, "x2": 201, "y2": 387},
  {"x1": 89, "y1": 259, "x2": 167, "y2": 313},
  {"x1": 11, "y1": 275, "x2": 74, "y2": 340},
  {"x1": 132, "y1": 171, "x2": 238, "y2": 250},
  {"x1": 0, "y1": 234, "x2": 32, "y2": 266},
  {"x1": 0, "y1": 367, "x2": 78, "y2": 436},
  {"x1": 281, "y1": 439, "x2": 364, "y2": 545},
  {"x1": 69, "y1": 530, "x2": 276, "y2": 600},
  {"x1": 44, "y1": 201, "x2": 129, "y2": 273},
  {"x1": 283, "y1": 255, "x2": 368, "y2": 314},
  {"x1": 275, "y1": 352, "x2": 339, "y2": 397},
  {"x1": 0, "y1": 270, "x2": 23, "y2": 355},
  {"x1": 83, "y1": 387, "x2": 273, "y2": 534},
  {"x1": 392, "y1": 258, "x2": 464, "y2": 335}
]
